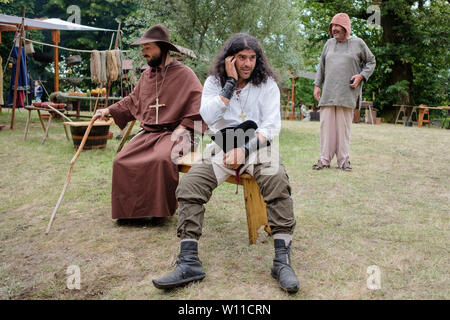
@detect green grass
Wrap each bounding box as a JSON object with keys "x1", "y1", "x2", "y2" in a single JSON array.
[{"x1": 0, "y1": 109, "x2": 449, "y2": 300}]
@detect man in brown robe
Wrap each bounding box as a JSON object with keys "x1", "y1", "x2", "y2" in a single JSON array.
[{"x1": 96, "y1": 24, "x2": 205, "y2": 220}]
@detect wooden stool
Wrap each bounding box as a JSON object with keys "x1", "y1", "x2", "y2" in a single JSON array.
[
  {"x1": 24, "y1": 105, "x2": 70, "y2": 144},
  {"x1": 178, "y1": 152, "x2": 271, "y2": 244}
]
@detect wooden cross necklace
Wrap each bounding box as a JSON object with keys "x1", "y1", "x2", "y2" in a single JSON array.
[
  {"x1": 235, "y1": 83, "x2": 250, "y2": 121},
  {"x1": 148, "y1": 66, "x2": 169, "y2": 124}
]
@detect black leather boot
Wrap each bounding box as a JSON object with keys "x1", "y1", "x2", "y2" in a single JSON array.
[
  {"x1": 271, "y1": 239, "x2": 300, "y2": 293},
  {"x1": 152, "y1": 241, "x2": 206, "y2": 289}
]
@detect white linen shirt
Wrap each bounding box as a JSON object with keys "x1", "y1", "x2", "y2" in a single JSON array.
[{"x1": 200, "y1": 75, "x2": 281, "y2": 141}]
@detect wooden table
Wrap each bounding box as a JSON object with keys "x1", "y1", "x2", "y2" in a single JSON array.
[
  {"x1": 395, "y1": 104, "x2": 450, "y2": 128},
  {"x1": 56, "y1": 93, "x2": 123, "y2": 119},
  {"x1": 24, "y1": 105, "x2": 71, "y2": 144},
  {"x1": 439, "y1": 106, "x2": 450, "y2": 128},
  {"x1": 420, "y1": 105, "x2": 450, "y2": 128},
  {"x1": 393, "y1": 104, "x2": 418, "y2": 125}
]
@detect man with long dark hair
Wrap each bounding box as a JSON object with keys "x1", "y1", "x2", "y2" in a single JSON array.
[{"x1": 153, "y1": 33, "x2": 300, "y2": 293}]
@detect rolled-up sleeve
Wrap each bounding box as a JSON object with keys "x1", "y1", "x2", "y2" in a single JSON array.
[{"x1": 199, "y1": 76, "x2": 227, "y2": 127}]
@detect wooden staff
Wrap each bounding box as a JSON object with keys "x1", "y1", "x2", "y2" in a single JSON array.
[
  {"x1": 116, "y1": 119, "x2": 136, "y2": 153},
  {"x1": 45, "y1": 114, "x2": 101, "y2": 234}
]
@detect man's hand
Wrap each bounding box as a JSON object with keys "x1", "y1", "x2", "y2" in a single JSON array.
[
  {"x1": 95, "y1": 108, "x2": 110, "y2": 121},
  {"x1": 172, "y1": 125, "x2": 188, "y2": 141},
  {"x1": 313, "y1": 86, "x2": 321, "y2": 102},
  {"x1": 350, "y1": 74, "x2": 364, "y2": 88},
  {"x1": 170, "y1": 125, "x2": 192, "y2": 161},
  {"x1": 223, "y1": 148, "x2": 246, "y2": 170},
  {"x1": 225, "y1": 56, "x2": 238, "y2": 80}
]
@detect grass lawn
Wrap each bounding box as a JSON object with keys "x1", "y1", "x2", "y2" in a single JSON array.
[{"x1": 0, "y1": 109, "x2": 449, "y2": 300}]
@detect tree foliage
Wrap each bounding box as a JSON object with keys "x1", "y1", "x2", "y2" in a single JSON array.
[
  {"x1": 1, "y1": 0, "x2": 448, "y2": 118},
  {"x1": 299, "y1": 0, "x2": 449, "y2": 118}
]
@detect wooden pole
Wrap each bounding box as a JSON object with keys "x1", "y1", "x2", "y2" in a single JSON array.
[
  {"x1": 52, "y1": 30, "x2": 60, "y2": 92},
  {"x1": 46, "y1": 114, "x2": 101, "y2": 234},
  {"x1": 9, "y1": 7, "x2": 26, "y2": 130},
  {"x1": 105, "y1": 22, "x2": 121, "y2": 108},
  {"x1": 290, "y1": 75, "x2": 295, "y2": 120}
]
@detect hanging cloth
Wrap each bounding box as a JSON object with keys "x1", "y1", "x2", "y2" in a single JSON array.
[
  {"x1": 90, "y1": 50, "x2": 101, "y2": 84},
  {"x1": 114, "y1": 50, "x2": 122, "y2": 77},
  {"x1": 7, "y1": 46, "x2": 30, "y2": 106},
  {"x1": 99, "y1": 51, "x2": 107, "y2": 83},
  {"x1": 106, "y1": 50, "x2": 118, "y2": 82}
]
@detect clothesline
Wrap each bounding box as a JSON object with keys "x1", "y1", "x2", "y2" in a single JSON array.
[{"x1": 21, "y1": 37, "x2": 130, "y2": 53}]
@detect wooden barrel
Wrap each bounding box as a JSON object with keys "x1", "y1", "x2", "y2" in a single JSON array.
[{"x1": 64, "y1": 120, "x2": 112, "y2": 150}]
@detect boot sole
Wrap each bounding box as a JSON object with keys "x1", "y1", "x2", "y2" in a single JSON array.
[
  {"x1": 271, "y1": 271, "x2": 300, "y2": 293},
  {"x1": 152, "y1": 274, "x2": 206, "y2": 290}
]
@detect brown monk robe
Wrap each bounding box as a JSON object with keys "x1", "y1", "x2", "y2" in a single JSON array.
[{"x1": 108, "y1": 60, "x2": 205, "y2": 219}]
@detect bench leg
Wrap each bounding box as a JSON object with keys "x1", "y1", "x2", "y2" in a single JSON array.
[
  {"x1": 41, "y1": 115, "x2": 52, "y2": 144},
  {"x1": 242, "y1": 178, "x2": 271, "y2": 244}
]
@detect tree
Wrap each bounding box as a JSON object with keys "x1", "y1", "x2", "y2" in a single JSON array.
[{"x1": 299, "y1": 0, "x2": 450, "y2": 119}]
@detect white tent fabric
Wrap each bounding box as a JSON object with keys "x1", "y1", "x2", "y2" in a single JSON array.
[{"x1": 0, "y1": 14, "x2": 114, "y2": 31}]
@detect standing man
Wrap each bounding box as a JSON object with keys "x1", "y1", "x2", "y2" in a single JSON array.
[
  {"x1": 152, "y1": 33, "x2": 300, "y2": 293},
  {"x1": 96, "y1": 24, "x2": 205, "y2": 221},
  {"x1": 312, "y1": 13, "x2": 376, "y2": 171}
]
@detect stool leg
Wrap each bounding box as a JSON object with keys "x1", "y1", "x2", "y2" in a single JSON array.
[
  {"x1": 37, "y1": 110, "x2": 46, "y2": 132},
  {"x1": 41, "y1": 115, "x2": 52, "y2": 144},
  {"x1": 24, "y1": 110, "x2": 32, "y2": 140},
  {"x1": 63, "y1": 123, "x2": 70, "y2": 141},
  {"x1": 242, "y1": 178, "x2": 271, "y2": 244}
]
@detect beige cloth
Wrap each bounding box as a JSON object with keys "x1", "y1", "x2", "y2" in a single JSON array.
[
  {"x1": 319, "y1": 106, "x2": 353, "y2": 167},
  {"x1": 106, "y1": 50, "x2": 118, "y2": 82},
  {"x1": 90, "y1": 50, "x2": 101, "y2": 84}
]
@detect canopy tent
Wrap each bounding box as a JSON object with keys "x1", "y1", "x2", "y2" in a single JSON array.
[
  {"x1": 0, "y1": 12, "x2": 117, "y2": 129},
  {"x1": 0, "y1": 14, "x2": 116, "y2": 94},
  {"x1": 0, "y1": 14, "x2": 114, "y2": 31}
]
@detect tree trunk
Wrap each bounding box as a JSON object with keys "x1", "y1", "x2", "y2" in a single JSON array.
[{"x1": 381, "y1": 2, "x2": 414, "y2": 107}]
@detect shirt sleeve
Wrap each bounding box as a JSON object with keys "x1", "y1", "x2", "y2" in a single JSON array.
[
  {"x1": 199, "y1": 76, "x2": 228, "y2": 127},
  {"x1": 256, "y1": 79, "x2": 281, "y2": 141},
  {"x1": 359, "y1": 39, "x2": 376, "y2": 81},
  {"x1": 313, "y1": 41, "x2": 328, "y2": 88}
]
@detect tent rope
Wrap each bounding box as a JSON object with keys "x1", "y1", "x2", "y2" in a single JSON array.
[{"x1": 21, "y1": 36, "x2": 129, "y2": 53}]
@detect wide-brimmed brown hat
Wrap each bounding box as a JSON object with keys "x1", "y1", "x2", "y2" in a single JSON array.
[{"x1": 130, "y1": 24, "x2": 180, "y2": 52}]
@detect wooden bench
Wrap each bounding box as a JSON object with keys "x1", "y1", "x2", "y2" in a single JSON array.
[
  {"x1": 117, "y1": 122, "x2": 271, "y2": 244},
  {"x1": 178, "y1": 152, "x2": 271, "y2": 244}
]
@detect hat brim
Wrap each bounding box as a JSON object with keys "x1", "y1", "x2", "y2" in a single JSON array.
[{"x1": 130, "y1": 38, "x2": 180, "y2": 52}]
